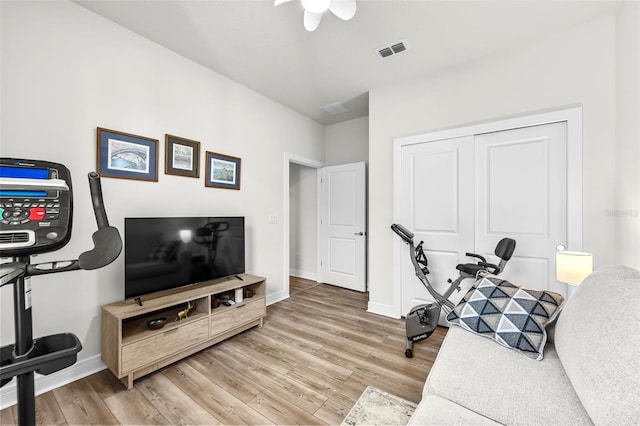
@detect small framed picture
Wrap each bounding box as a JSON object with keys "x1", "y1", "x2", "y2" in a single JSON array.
[
  {"x1": 205, "y1": 151, "x2": 241, "y2": 190},
  {"x1": 165, "y1": 134, "x2": 200, "y2": 178},
  {"x1": 96, "y1": 127, "x2": 158, "y2": 182}
]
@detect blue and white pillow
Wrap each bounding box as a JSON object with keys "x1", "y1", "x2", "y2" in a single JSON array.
[{"x1": 446, "y1": 275, "x2": 564, "y2": 360}]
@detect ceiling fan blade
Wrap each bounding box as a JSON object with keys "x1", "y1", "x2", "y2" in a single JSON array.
[
  {"x1": 329, "y1": 0, "x2": 356, "y2": 21},
  {"x1": 274, "y1": 0, "x2": 295, "y2": 6},
  {"x1": 304, "y1": 10, "x2": 323, "y2": 31}
]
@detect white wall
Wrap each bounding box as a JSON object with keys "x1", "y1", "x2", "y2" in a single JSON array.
[
  {"x1": 289, "y1": 163, "x2": 318, "y2": 280},
  {"x1": 325, "y1": 116, "x2": 369, "y2": 166},
  {"x1": 0, "y1": 0, "x2": 324, "y2": 369},
  {"x1": 615, "y1": 1, "x2": 640, "y2": 269},
  {"x1": 368, "y1": 16, "x2": 621, "y2": 313}
]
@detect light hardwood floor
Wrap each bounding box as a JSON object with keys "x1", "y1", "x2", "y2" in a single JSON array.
[{"x1": 1, "y1": 277, "x2": 447, "y2": 425}]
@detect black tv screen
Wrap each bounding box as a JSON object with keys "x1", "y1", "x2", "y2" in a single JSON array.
[{"x1": 124, "y1": 217, "x2": 245, "y2": 299}]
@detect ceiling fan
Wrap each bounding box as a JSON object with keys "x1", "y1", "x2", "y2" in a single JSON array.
[{"x1": 275, "y1": 0, "x2": 357, "y2": 32}]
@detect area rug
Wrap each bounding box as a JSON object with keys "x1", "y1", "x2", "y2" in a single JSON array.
[{"x1": 341, "y1": 386, "x2": 417, "y2": 426}]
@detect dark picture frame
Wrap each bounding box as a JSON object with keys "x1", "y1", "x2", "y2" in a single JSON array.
[
  {"x1": 96, "y1": 127, "x2": 158, "y2": 182},
  {"x1": 165, "y1": 134, "x2": 200, "y2": 178},
  {"x1": 205, "y1": 151, "x2": 241, "y2": 190}
]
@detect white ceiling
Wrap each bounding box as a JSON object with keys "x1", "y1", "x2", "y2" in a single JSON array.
[{"x1": 72, "y1": 0, "x2": 621, "y2": 125}]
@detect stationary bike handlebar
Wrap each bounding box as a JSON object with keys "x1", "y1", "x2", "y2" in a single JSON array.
[
  {"x1": 465, "y1": 252, "x2": 486, "y2": 263},
  {"x1": 88, "y1": 171, "x2": 109, "y2": 229},
  {"x1": 391, "y1": 224, "x2": 455, "y2": 311},
  {"x1": 26, "y1": 172, "x2": 121, "y2": 275},
  {"x1": 391, "y1": 223, "x2": 414, "y2": 245}
]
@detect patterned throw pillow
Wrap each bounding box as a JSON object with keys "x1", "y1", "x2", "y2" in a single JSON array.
[{"x1": 446, "y1": 275, "x2": 564, "y2": 360}]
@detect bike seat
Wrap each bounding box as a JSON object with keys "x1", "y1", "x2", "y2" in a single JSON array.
[
  {"x1": 455, "y1": 238, "x2": 516, "y2": 277},
  {"x1": 456, "y1": 263, "x2": 486, "y2": 276}
]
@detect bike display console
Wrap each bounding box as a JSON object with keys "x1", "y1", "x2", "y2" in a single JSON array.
[
  {"x1": 0, "y1": 159, "x2": 73, "y2": 256},
  {"x1": 0, "y1": 158, "x2": 122, "y2": 426}
]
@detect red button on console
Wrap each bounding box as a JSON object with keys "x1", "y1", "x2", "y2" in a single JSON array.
[{"x1": 29, "y1": 207, "x2": 46, "y2": 221}]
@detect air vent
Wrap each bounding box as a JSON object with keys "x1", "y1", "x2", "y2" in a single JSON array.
[
  {"x1": 321, "y1": 102, "x2": 351, "y2": 116},
  {"x1": 0, "y1": 230, "x2": 35, "y2": 248},
  {"x1": 378, "y1": 47, "x2": 393, "y2": 58},
  {"x1": 376, "y1": 39, "x2": 410, "y2": 59},
  {"x1": 391, "y1": 42, "x2": 406, "y2": 54}
]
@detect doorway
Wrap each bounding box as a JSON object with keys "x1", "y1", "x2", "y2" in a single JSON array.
[
  {"x1": 289, "y1": 162, "x2": 319, "y2": 282},
  {"x1": 284, "y1": 154, "x2": 367, "y2": 299},
  {"x1": 284, "y1": 153, "x2": 322, "y2": 301}
]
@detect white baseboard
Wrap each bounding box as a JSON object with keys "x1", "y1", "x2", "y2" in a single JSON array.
[
  {"x1": 266, "y1": 289, "x2": 289, "y2": 306},
  {"x1": 367, "y1": 301, "x2": 401, "y2": 319},
  {"x1": 289, "y1": 269, "x2": 317, "y2": 281},
  {"x1": 0, "y1": 354, "x2": 106, "y2": 410}
]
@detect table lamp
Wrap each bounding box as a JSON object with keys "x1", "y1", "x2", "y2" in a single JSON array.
[{"x1": 556, "y1": 250, "x2": 593, "y2": 296}]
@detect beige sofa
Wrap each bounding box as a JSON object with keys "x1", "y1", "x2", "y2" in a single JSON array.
[{"x1": 408, "y1": 265, "x2": 640, "y2": 425}]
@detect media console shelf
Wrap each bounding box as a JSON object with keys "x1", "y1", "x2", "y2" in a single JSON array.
[{"x1": 101, "y1": 274, "x2": 266, "y2": 389}]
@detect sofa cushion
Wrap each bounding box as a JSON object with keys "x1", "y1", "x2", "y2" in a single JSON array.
[
  {"x1": 554, "y1": 265, "x2": 640, "y2": 425},
  {"x1": 446, "y1": 274, "x2": 564, "y2": 360},
  {"x1": 408, "y1": 394, "x2": 500, "y2": 425},
  {"x1": 425, "y1": 326, "x2": 593, "y2": 425}
]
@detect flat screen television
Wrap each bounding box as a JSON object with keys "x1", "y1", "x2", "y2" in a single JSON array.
[{"x1": 124, "y1": 216, "x2": 245, "y2": 300}]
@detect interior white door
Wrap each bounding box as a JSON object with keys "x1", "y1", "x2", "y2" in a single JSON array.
[
  {"x1": 474, "y1": 122, "x2": 568, "y2": 294},
  {"x1": 399, "y1": 137, "x2": 474, "y2": 316},
  {"x1": 319, "y1": 162, "x2": 366, "y2": 292}
]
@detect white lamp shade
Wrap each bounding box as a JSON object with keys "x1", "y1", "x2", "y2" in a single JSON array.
[
  {"x1": 556, "y1": 251, "x2": 593, "y2": 285},
  {"x1": 179, "y1": 229, "x2": 192, "y2": 243}
]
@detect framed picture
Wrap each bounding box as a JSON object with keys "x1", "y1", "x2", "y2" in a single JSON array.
[
  {"x1": 96, "y1": 127, "x2": 158, "y2": 182},
  {"x1": 205, "y1": 151, "x2": 241, "y2": 190},
  {"x1": 165, "y1": 134, "x2": 200, "y2": 178}
]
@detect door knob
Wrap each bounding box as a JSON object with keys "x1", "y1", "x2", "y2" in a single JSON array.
[{"x1": 354, "y1": 232, "x2": 364, "y2": 236}]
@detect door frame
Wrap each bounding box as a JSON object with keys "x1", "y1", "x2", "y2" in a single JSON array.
[
  {"x1": 283, "y1": 153, "x2": 323, "y2": 302},
  {"x1": 392, "y1": 107, "x2": 583, "y2": 318}
]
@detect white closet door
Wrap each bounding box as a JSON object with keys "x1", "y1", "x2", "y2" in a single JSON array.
[
  {"x1": 474, "y1": 122, "x2": 567, "y2": 293},
  {"x1": 398, "y1": 122, "x2": 569, "y2": 317},
  {"x1": 399, "y1": 137, "x2": 474, "y2": 315}
]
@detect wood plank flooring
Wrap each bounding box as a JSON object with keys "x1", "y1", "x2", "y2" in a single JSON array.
[{"x1": 1, "y1": 277, "x2": 447, "y2": 425}]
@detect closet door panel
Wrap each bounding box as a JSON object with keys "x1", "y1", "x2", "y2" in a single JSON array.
[{"x1": 475, "y1": 122, "x2": 568, "y2": 294}]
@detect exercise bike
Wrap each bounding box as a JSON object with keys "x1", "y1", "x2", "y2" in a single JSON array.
[
  {"x1": 0, "y1": 158, "x2": 122, "y2": 426},
  {"x1": 391, "y1": 223, "x2": 515, "y2": 358}
]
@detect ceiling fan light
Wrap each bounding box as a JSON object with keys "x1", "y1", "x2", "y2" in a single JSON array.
[{"x1": 301, "y1": 0, "x2": 331, "y2": 14}]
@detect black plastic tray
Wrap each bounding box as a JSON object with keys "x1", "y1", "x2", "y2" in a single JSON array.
[{"x1": 0, "y1": 333, "x2": 82, "y2": 387}]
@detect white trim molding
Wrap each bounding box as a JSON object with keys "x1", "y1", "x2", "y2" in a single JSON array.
[
  {"x1": 266, "y1": 289, "x2": 289, "y2": 306},
  {"x1": 367, "y1": 301, "x2": 401, "y2": 319},
  {"x1": 289, "y1": 269, "x2": 318, "y2": 282}
]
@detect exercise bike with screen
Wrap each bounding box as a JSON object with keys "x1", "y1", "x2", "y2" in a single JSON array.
[
  {"x1": 0, "y1": 158, "x2": 122, "y2": 426},
  {"x1": 391, "y1": 223, "x2": 516, "y2": 358}
]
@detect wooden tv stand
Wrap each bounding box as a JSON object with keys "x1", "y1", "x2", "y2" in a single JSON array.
[{"x1": 101, "y1": 274, "x2": 266, "y2": 389}]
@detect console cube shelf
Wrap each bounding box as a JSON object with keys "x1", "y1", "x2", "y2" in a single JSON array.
[{"x1": 101, "y1": 274, "x2": 266, "y2": 389}]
